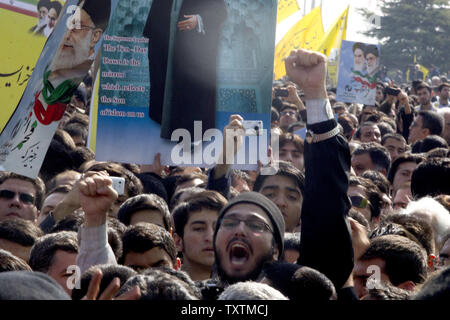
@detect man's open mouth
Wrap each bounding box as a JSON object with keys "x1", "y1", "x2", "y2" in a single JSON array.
[{"x1": 229, "y1": 242, "x2": 251, "y2": 265}]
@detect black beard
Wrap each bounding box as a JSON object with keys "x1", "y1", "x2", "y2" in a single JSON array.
[{"x1": 213, "y1": 249, "x2": 275, "y2": 286}]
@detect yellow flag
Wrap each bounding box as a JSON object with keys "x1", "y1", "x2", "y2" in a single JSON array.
[
  {"x1": 419, "y1": 65, "x2": 429, "y2": 80},
  {"x1": 0, "y1": 8, "x2": 47, "y2": 131},
  {"x1": 413, "y1": 55, "x2": 429, "y2": 80},
  {"x1": 277, "y1": 0, "x2": 300, "y2": 24},
  {"x1": 317, "y1": 6, "x2": 349, "y2": 57},
  {"x1": 274, "y1": 6, "x2": 323, "y2": 80}
]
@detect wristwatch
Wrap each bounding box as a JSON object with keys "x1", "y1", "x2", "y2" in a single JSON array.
[{"x1": 305, "y1": 126, "x2": 340, "y2": 143}]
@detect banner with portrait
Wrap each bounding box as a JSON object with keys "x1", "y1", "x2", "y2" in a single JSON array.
[
  {"x1": 0, "y1": 0, "x2": 116, "y2": 178},
  {"x1": 94, "y1": 0, "x2": 277, "y2": 169},
  {"x1": 336, "y1": 40, "x2": 381, "y2": 106},
  {"x1": 0, "y1": 0, "x2": 66, "y2": 132}
]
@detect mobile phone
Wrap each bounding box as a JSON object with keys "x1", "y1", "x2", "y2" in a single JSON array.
[
  {"x1": 242, "y1": 120, "x2": 263, "y2": 136},
  {"x1": 385, "y1": 87, "x2": 401, "y2": 96},
  {"x1": 110, "y1": 177, "x2": 125, "y2": 195},
  {"x1": 274, "y1": 88, "x2": 289, "y2": 97}
]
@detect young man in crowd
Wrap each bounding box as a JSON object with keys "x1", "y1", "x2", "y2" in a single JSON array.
[{"x1": 172, "y1": 191, "x2": 227, "y2": 280}]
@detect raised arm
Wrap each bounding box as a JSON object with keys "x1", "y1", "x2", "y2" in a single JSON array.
[{"x1": 286, "y1": 49, "x2": 354, "y2": 290}]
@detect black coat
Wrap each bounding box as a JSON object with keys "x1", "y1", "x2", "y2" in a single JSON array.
[{"x1": 143, "y1": 0, "x2": 227, "y2": 139}]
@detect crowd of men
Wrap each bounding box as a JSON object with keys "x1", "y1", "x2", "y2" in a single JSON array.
[{"x1": 0, "y1": 46, "x2": 449, "y2": 301}]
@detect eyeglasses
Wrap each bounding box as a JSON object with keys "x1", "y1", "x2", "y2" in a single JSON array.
[
  {"x1": 220, "y1": 217, "x2": 273, "y2": 234},
  {"x1": 350, "y1": 195, "x2": 371, "y2": 209},
  {"x1": 0, "y1": 190, "x2": 35, "y2": 205},
  {"x1": 67, "y1": 16, "x2": 95, "y2": 32}
]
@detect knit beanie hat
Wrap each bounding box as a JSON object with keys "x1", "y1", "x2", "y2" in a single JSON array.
[
  {"x1": 213, "y1": 192, "x2": 285, "y2": 259},
  {"x1": 0, "y1": 271, "x2": 71, "y2": 300}
]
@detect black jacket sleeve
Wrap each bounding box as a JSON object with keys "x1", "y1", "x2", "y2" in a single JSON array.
[{"x1": 297, "y1": 119, "x2": 354, "y2": 290}]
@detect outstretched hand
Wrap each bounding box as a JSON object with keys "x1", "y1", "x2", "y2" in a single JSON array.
[{"x1": 82, "y1": 269, "x2": 141, "y2": 300}]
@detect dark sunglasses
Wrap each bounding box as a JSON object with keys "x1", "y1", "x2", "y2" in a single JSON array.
[
  {"x1": 0, "y1": 190, "x2": 35, "y2": 205},
  {"x1": 350, "y1": 195, "x2": 371, "y2": 209}
]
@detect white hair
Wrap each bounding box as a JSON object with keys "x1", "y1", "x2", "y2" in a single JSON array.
[
  {"x1": 402, "y1": 197, "x2": 450, "y2": 246},
  {"x1": 218, "y1": 281, "x2": 288, "y2": 300}
]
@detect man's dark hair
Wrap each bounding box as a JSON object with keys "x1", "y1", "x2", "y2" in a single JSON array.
[
  {"x1": 263, "y1": 262, "x2": 336, "y2": 300},
  {"x1": 117, "y1": 270, "x2": 199, "y2": 300},
  {"x1": 426, "y1": 148, "x2": 450, "y2": 159},
  {"x1": 349, "y1": 176, "x2": 384, "y2": 220},
  {"x1": 174, "y1": 173, "x2": 208, "y2": 190},
  {"x1": 0, "y1": 219, "x2": 43, "y2": 247},
  {"x1": 66, "y1": 113, "x2": 90, "y2": 127},
  {"x1": 117, "y1": 194, "x2": 171, "y2": 231},
  {"x1": 352, "y1": 142, "x2": 391, "y2": 174},
  {"x1": 70, "y1": 147, "x2": 95, "y2": 171},
  {"x1": 387, "y1": 153, "x2": 424, "y2": 185},
  {"x1": 0, "y1": 172, "x2": 46, "y2": 210},
  {"x1": 71, "y1": 264, "x2": 137, "y2": 300},
  {"x1": 40, "y1": 132, "x2": 75, "y2": 183},
  {"x1": 271, "y1": 107, "x2": 279, "y2": 123},
  {"x1": 366, "y1": 281, "x2": 411, "y2": 300},
  {"x1": 0, "y1": 249, "x2": 32, "y2": 272},
  {"x1": 172, "y1": 191, "x2": 227, "y2": 238},
  {"x1": 418, "y1": 135, "x2": 448, "y2": 153},
  {"x1": 107, "y1": 217, "x2": 127, "y2": 238},
  {"x1": 362, "y1": 170, "x2": 391, "y2": 195},
  {"x1": 142, "y1": 266, "x2": 202, "y2": 298},
  {"x1": 253, "y1": 160, "x2": 305, "y2": 194},
  {"x1": 338, "y1": 114, "x2": 355, "y2": 141},
  {"x1": 136, "y1": 173, "x2": 168, "y2": 203},
  {"x1": 411, "y1": 157, "x2": 450, "y2": 198},
  {"x1": 381, "y1": 133, "x2": 406, "y2": 147},
  {"x1": 354, "y1": 121, "x2": 379, "y2": 140},
  {"x1": 416, "y1": 82, "x2": 432, "y2": 94},
  {"x1": 49, "y1": 0, "x2": 62, "y2": 15},
  {"x1": 37, "y1": 0, "x2": 51, "y2": 10},
  {"x1": 413, "y1": 265, "x2": 450, "y2": 300},
  {"x1": 121, "y1": 223, "x2": 177, "y2": 266},
  {"x1": 348, "y1": 208, "x2": 370, "y2": 232},
  {"x1": 84, "y1": 162, "x2": 143, "y2": 198},
  {"x1": 418, "y1": 111, "x2": 444, "y2": 136},
  {"x1": 50, "y1": 211, "x2": 84, "y2": 233},
  {"x1": 385, "y1": 214, "x2": 435, "y2": 256},
  {"x1": 63, "y1": 123, "x2": 88, "y2": 146},
  {"x1": 169, "y1": 187, "x2": 206, "y2": 211},
  {"x1": 28, "y1": 231, "x2": 78, "y2": 273},
  {"x1": 377, "y1": 121, "x2": 395, "y2": 137},
  {"x1": 279, "y1": 133, "x2": 304, "y2": 153},
  {"x1": 107, "y1": 226, "x2": 123, "y2": 262},
  {"x1": 360, "y1": 235, "x2": 427, "y2": 286},
  {"x1": 438, "y1": 82, "x2": 450, "y2": 93}
]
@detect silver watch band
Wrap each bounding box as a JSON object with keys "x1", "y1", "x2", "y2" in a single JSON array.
[{"x1": 306, "y1": 126, "x2": 340, "y2": 143}]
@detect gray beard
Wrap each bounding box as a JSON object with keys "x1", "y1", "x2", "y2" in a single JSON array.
[
  {"x1": 37, "y1": 17, "x2": 47, "y2": 28},
  {"x1": 49, "y1": 30, "x2": 92, "y2": 71},
  {"x1": 353, "y1": 63, "x2": 365, "y2": 72}
]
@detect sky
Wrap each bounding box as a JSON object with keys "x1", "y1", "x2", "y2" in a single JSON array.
[{"x1": 276, "y1": 0, "x2": 382, "y2": 44}]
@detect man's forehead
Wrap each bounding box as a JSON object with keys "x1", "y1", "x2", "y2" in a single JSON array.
[
  {"x1": 0, "y1": 178, "x2": 36, "y2": 193},
  {"x1": 385, "y1": 138, "x2": 404, "y2": 146},
  {"x1": 261, "y1": 175, "x2": 299, "y2": 191},
  {"x1": 280, "y1": 142, "x2": 301, "y2": 152},
  {"x1": 223, "y1": 203, "x2": 270, "y2": 222}
]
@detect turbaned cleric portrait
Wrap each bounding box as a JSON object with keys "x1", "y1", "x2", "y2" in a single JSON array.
[{"x1": 143, "y1": 0, "x2": 227, "y2": 140}]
